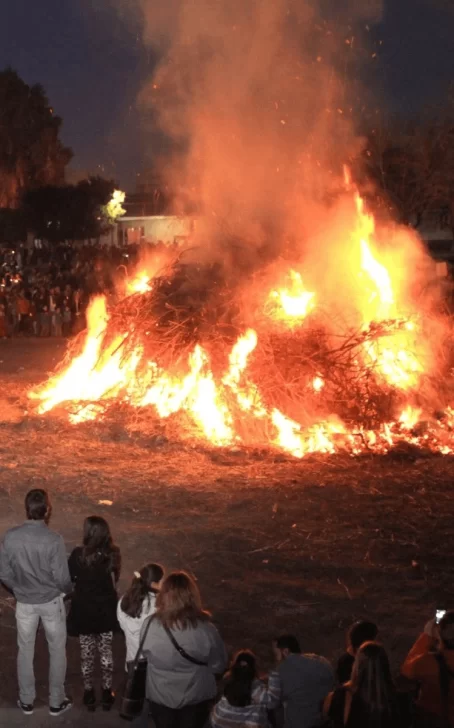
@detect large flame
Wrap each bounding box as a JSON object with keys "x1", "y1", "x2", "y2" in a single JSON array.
[
  {"x1": 269, "y1": 270, "x2": 315, "y2": 324},
  {"x1": 126, "y1": 272, "x2": 152, "y2": 295},
  {"x1": 30, "y1": 181, "x2": 454, "y2": 458}
]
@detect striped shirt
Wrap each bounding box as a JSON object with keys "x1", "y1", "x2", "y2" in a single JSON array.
[{"x1": 211, "y1": 673, "x2": 281, "y2": 728}]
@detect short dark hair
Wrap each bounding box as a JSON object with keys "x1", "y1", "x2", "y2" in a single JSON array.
[
  {"x1": 349, "y1": 620, "x2": 378, "y2": 651},
  {"x1": 439, "y1": 611, "x2": 454, "y2": 650},
  {"x1": 275, "y1": 634, "x2": 301, "y2": 653},
  {"x1": 25, "y1": 489, "x2": 49, "y2": 520}
]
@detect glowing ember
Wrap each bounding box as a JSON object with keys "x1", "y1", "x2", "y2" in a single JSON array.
[{"x1": 312, "y1": 376, "x2": 324, "y2": 392}]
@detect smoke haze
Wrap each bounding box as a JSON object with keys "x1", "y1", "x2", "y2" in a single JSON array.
[{"x1": 132, "y1": 0, "x2": 384, "y2": 264}]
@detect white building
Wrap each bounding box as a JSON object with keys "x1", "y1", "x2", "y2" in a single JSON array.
[{"x1": 116, "y1": 215, "x2": 195, "y2": 246}]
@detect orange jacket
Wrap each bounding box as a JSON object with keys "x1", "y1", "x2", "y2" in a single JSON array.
[
  {"x1": 402, "y1": 633, "x2": 454, "y2": 723},
  {"x1": 17, "y1": 297, "x2": 30, "y2": 315}
]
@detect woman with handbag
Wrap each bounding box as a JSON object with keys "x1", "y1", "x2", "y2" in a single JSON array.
[
  {"x1": 140, "y1": 570, "x2": 227, "y2": 728},
  {"x1": 118, "y1": 564, "x2": 164, "y2": 726},
  {"x1": 68, "y1": 516, "x2": 121, "y2": 712}
]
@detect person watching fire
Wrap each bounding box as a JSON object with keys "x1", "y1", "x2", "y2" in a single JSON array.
[
  {"x1": 211, "y1": 649, "x2": 281, "y2": 728},
  {"x1": 272, "y1": 634, "x2": 334, "y2": 728},
  {"x1": 67, "y1": 515, "x2": 121, "y2": 712},
  {"x1": 402, "y1": 610, "x2": 454, "y2": 727},
  {"x1": 141, "y1": 570, "x2": 227, "y2": 728},
  {"x1": 117, "y1": 562, "x2": 164, "y2": 666},
  {"x1": 0, "y1": 488, "x2": 73, "y2": 717},
  {"x1": 336, "y1": 620, "x2": 379, "y2": 684}
]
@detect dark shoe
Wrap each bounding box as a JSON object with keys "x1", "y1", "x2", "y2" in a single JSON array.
[
  {"x1": 17, "y1": 700, "x2": 34, "y2": 715},
  {"x1": 101, "y1": 688, "x2": 115, "y2": 711},
  {"x1": 83, "y1": 688, "x2": 96, "y2": 712},
  {"x1": 49, "y1": 697, "x2": 73, "y2": 716}
]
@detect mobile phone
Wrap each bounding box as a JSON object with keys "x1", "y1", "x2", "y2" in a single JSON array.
[{"x1": 436, "y1": 609, "x2": 446, "y2": 624}]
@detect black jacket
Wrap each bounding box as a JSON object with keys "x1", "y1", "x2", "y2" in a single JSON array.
[{"x1": 67, "y1": 546, "x2": 121, "y2": 636}]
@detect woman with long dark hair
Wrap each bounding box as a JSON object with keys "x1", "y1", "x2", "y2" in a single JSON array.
[
  {"x1": 324, "y1": 642, "x2": 411, "y2": 727},
  {"x1": 211, "y1": 650, "x2": 280, "y2": 728},
  {"x1": 117, "y1": 563, "x2": 164, "y2": 665},
  {"x1": 68, "y1": 516, "x2": 121, "y2": 712},
  {"x1": 140, "y1": 570, "x2": 227, "y2": 728}
]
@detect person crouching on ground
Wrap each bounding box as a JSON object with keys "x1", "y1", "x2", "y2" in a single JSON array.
[
  {"x1": 0, "y1": 489, "x2": 73, "y2": 717},
  {"x1": 336, "y1": 620, "x2": 378, "y2": 684},
  {"x1": 118, "y1": 563, "x2": 164, "y2": 667},
  {"x1": 141, "y1": 570, "x2": 227, "y2": 728},
  {"x1": 272, "y1": 634, "x2": 334, "y2": 728},
  {"x1": 211, "y1": 649, "x2": 281, "y2": 728},
  {"x1": 402, "y1": 610, "x2": 454, "y2": 727},
  {"x1": 67, "y1": 515, "x2": 121, "y2": 712}
]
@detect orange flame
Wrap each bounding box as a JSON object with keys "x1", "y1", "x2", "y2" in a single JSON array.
[
  {"x1": 126, "y1": 272, "x2": 152, "y2": 295},
  {"x1": 29, "y1": 177, "x2": 454, "y2": 458},
  {"x1": 269, "y1": 270, "x2": 315, "y2": 325}
]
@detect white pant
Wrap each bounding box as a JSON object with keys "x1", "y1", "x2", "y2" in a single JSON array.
[{"x1": 15, "y1": 596, "x2": 67, "y2": 707}]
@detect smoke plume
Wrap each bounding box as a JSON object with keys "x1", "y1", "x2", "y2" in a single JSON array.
[{"x1": 135, "y1": 0, "x2": 383, "y2": 265}]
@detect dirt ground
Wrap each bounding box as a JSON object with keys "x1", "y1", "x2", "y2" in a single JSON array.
[{"x1": 1, "y1": 338, "x2": 454, "y2": 725}]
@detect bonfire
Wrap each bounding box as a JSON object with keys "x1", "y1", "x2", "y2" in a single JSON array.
[{"x1": 29, "y1": 178, "x2": 454, "y2": 458}]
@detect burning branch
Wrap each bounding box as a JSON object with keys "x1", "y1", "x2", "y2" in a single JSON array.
[{"x1": 29, "y1": 182, "x2": 454, "y2": 458}]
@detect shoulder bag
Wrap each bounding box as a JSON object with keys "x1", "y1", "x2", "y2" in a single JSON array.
[
  {"x1": 163, "y1": 624, "x2": 208, "y2": 666},
  {"x1": 119, "y1": 615, "x2": 154, "y2": 721}
]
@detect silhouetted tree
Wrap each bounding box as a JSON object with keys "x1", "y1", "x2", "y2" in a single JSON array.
[
  {"x1": 0, "y1": 68, "x2": 73, "y2": 208},
  {"x1": 74, "y1": 176, "x2": 117, "y2": 239},
  {"x1": 0, "y1": 209, "x2": 26, "y2": 244},
  {"x1": 362, "y1": 95, "x2": 454, "y2": 232},
  {"x1": 23, "y1": 177, "x2": 118, "y2": 243}
]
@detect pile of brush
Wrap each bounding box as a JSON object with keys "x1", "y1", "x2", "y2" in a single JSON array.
[{"x1": 51, "y1": 258, "x2": 450, "y2": 434}]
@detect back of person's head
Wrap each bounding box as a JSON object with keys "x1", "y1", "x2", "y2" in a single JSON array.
[
  {"x1": 25, "y1": 489, "x2": 50, "y2": 521},
  {"x1": 121, "y1": 563, "x2": 164, "y2": 619},
  {"x1": 351, "y1": 642, "x2": 396, "y2": 720},
  {"x1": 230, "y1": 649, "x2": 257, "y2": 676},
  {"x1": 224, "y1": 650, "x2": 258, "y2": 707},
  {"x1": 439, "y1": 611, "x2": 454, "y2": 650},
  {"x1": 274, "y1": 634, "x2": 301, "y2": 655},
  {"x1": 82, "y1": 515, "x2": 115, "y2": 564},
  {"x1": 348, "y1": 620, "x2": 379, "y2": 652},
  {"x1": 156, "y1": 570, "x2": 210, "y2": 629}
]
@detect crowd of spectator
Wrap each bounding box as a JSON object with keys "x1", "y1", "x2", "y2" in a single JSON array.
[
  {"x1": 0, "y1": 241, "x2": 137, "y2": 339},
  {"x1": 0, "y1": 489, "x2": 453, "y2": 727}
]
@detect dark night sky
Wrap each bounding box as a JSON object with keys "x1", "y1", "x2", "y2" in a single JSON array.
[{"x1": 0, "y1": 0, "x2": 452, "y2": 189}]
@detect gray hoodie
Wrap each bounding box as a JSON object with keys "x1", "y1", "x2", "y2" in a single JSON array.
[
  {"x1": 141, "y1": 618, "x2": 227, "y2": 708},
  {"x1": 0, "y1": 520, "x2": 72, "y2": 604},
  {"x1": 277, "y1": 653, "x2": 334, "y2": 728}
]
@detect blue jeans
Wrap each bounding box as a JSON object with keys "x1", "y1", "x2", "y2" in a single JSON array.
[{"x1": 15, "y1": 596, "x2": 67, "y2": 707}]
